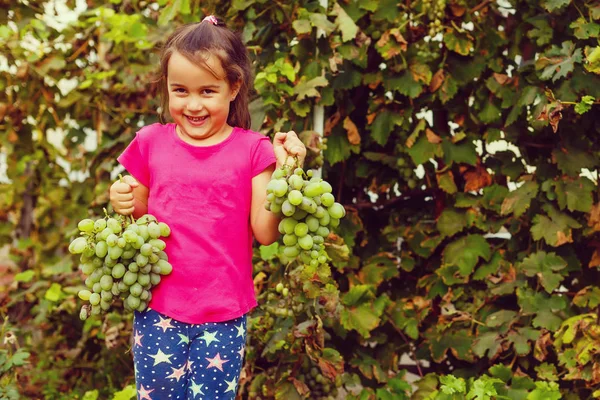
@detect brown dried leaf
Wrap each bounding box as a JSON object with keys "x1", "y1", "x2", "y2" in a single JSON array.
[
  {"x1": 450, "y1": 4, "x2": 466, "y2": 16},
  {"x1": 324, "y1": 111, "x2": 342, "y2": 136},
  {"x1": 493, "y1": 73, "x2": 510, "y2": 85},
  {"x1": 534, "y1": 330, "x2": 552, "y2": 362},
  {"x1": 430, "y1": 70, "x2": 445, "y2": 92},
  {"x1": 425, "y1": 128, "x2": 442, "y2": 144},
  {"x1": 463, "y1": 165, "x2": 493, "y2": 192},
  {"x1": 366, "y1": 112, "x2": 376, "y2": 125},
  {"x1": 589, "y1": 204, "x2": 600, "y2": 231},
  {"x1": 589, "y1": 249, "x2": 600, "y2": 268},
  {"x1": 555, "y1": 230, "x2": 573, "y2": 246},
  {"x1": 343, "y1": 117, "x2": 361, "y2": 145},
  {"x1": 290, "y1": 377, "x2": 310, "y2": 396},
  {"x1": 390, "y1": 29, "x2": 407, "y2": 50},
  {"x1": 548, "y1": 103, "x2": 563, "y2": 133}
]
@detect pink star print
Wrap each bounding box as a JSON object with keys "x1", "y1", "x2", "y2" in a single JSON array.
[
  {"x1": 185, "y1": 359, "x2": 194, "y2": 371},
  {"x1": 153, "y1": 316, "x2": 175, "y2": 332},
  {"x1": 133, "y1": 331, "x2": 143, "y2": 347},
  {"x1": 206, "y1": 353, "x2": 229, "y2": 372},
  {"x1": 166, "y1": 365, "x2": 187, "y2": 382},
  {"x1": 138, "y1": 384, "x2": 154, "y2": 400},
  {"x1": 238, "y1": 346, "x2": 245, "y2": 359}
]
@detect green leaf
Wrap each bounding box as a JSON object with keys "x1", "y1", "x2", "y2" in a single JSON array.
[
  {"x1": 294, "y1": 76, "x2": 329, "y2": 100},
  {"x1": 309, "y1": 13, "x2": 336, "y2": 34},
  {"x1": 478, "y1": 101, "x2": 502, "y2": 124},
  {"x1": 428, "y1": 330, "x2": 474, "y2": 362},
  {"x1": 260, "y1": 242, "x2": 279, "y2": 260},
  {"x1": 340, "y1": 303, "x2": 381, "y2": 338},
  {"x1": 157, "y1": 0, "x2": 181, "y2": 26},
  {"x1": 517, "y1": 288, "x2": 567, "y2": 331},
  {"x1": 387, "y1": 72, "x2": 423, "y2": 98},
  {"x1": 519, "y1": 251, "x2": 567, "y2": 293},
  {"x1": 527, "y1": 17, "x2": 553, "y2": 46},
  {"x1": 324, "y1": 130, "x2": 353, "y2": 165},
  {"x1": 443, "y1": 235, "x2": 491, "y2": 277},
  {"x1": 530, "y1": 205, "x2": 581, "y2": 247},
  {"x1": 14, "y1": 270, "x2": 34, "y2": 283},
  {"x1": 501, "y1": 181, "x2": 539, "y2": 217},
  {"x1": 570, "y1": 18, "x2": 600, "y2": 39},
  {"x1": 574, "y1": 95, "x2": 595, "y2": 114},
  {"x1": 333, "y1": 3, "x2": 359, "y2": 42},
  {"x1": 536, "y1": 41, "x2": 582, "y2": 82},
  {"x1": 442, "y1": 139, "x2": 478, "y2": 166},
  {"x1": 555, "y1": 177, "x2": 595, "y2": 212},
  {"x1": 542, "y1": 0, "x2": 571, "y2": 12},
  {"x1": 44, "y1": 283, "x2": 63, "y2": 302},
  {"x1": 82, "y1": 390, "x2": 99, "y2": 400},
  {"x1": 112, "y1": 384, "x2": 136, "y2": 400},
  {"x1": 553, "y1": 148, "x2": 596, "y2": 177},
  {"x1": 444, "y1": 32, "x2": 474, "y2": 55},
  {"x1": 440, "y1": 375, "x2": 467, "y2": 394},
  {"x1": 275, "y1": 382, "x2": 302, "y2": 400},
  {"x1": 369, "y1": 110, "x2": 403, "y2": 146},
  {"x1": 437, "y1": 209, "x2": 467, "y2": 237},
  {"x1": 438, "y1": 171, "x2": 458, "y2": 194},
  {"x1": 292, "y1": 19, "x2": 312, "y2": 34},
  {"x1": 535, "y1": 363, "x2": 559, "y2": 382},
  {"x1": 486, "y1": 310, "x2": 518, "y2": 328},
  {"x1": 408, "y1": 136, "x2": 438, "y2": 165},
  {"x1": 472, "y1": 331, "x2": 501, "y2": 358},
  {"x1": 527, "y1": 381, "x2": 561, "y2": 400},
  {"x1": 342, "y1": 284, "x2": 374, "y2": 306},
  {"x1": 467, "y1": 376, "x2": 501, "y2": 400}
]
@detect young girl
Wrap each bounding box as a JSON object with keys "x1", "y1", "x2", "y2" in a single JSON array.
[{"x1": 109, "y1": 15, "x2": 306, "y2": 400}]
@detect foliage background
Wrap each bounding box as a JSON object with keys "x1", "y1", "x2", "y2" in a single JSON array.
[{"x1": 2, "y1": 0, "x2": 600, "y2": 398}]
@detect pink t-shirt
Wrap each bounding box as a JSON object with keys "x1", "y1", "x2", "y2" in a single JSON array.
[{"x1": 117, "y1": 123, "x2": 276, "y2": 324}]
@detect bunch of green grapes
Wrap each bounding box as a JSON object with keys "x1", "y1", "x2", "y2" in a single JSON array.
[
  {"x1": 265, "y1": 165, "x2": 345, "y2": 267},
  {"x1": 68, "y1": 213, "x2": 172, "y2": 320},
  {"x1": 296, "y1": 360, "x2": 343, "y2": 400},
  {"x1": 397, "y1": 155, "x2": 418, "y2": 189},
  {"x1": 421, "y1": 0, "x2": 446, "y2": 37}
]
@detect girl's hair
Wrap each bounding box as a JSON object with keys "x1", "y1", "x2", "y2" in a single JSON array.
[{"x1": 156, "y1": 16, "x2": 252, "y2": 129}]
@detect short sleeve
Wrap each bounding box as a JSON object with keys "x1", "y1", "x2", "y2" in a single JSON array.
[
  {"x1": 251, "y1": 136, "x2": 276, "y2": 177},
  {"x1": 117, "y1": 134, "x2": 150, "y2": 187}
]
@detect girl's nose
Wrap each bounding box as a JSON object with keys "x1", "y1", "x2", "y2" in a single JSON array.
[{"x1": 186, "y1": 97, "x2": 203, "y2": 112}]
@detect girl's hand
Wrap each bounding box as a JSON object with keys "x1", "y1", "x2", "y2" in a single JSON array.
[
  {"x1": 109, "y1": 175, "x2": 139, "y2": 215},
  {"x1": 273, "y1": 131, "x2": 307, "y2": 168}
]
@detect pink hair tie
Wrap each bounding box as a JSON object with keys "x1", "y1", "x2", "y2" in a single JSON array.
[{"x1": 202, "y1": 15, "x2": 218, "y2": 26}]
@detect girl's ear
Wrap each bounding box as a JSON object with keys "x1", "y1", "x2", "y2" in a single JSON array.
[{"x1": 230, "y1": 81, "x2": 241, "y2": 101}]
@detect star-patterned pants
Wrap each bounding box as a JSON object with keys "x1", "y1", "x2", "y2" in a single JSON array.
[{"x1": 132, "y1": 308, "x2": 247, "y2": 400}]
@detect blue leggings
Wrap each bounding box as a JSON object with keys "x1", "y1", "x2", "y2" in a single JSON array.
[{"x1": 132, "y1": 308, "x2": 247, "y2": 400}]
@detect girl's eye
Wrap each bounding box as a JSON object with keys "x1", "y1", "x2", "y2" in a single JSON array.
[
  {"x1": 202, "y1": 89, "x2": 214, "y2": 95},
  {"x1": 173, "y1": 88, "x2": 186, "y2": 93}
]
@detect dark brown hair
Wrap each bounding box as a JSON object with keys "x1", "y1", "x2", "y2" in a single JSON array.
[{"x1": 156, "y1": 17, "x2": 252, "y2": 129}]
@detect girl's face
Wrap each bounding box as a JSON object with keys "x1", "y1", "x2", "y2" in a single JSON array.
[{"x1": 167, "y1": 51, "x2": 239, "y2": 146}]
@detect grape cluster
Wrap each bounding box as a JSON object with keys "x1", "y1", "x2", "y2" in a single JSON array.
[
  {"x1": 422, "y1": 0, "x2": 446, "y2": 37},
  {"x1": 68, "y1": 213, "x2": 172, "y2": 320},
  {"x1": 265, "y1": 165, "x2": 345, "y2": 267},
  {"x1": 297, "y1": 361, "x2": 343, "y2": 400},
  {"x1": 396, "y1": 155, "x2": 417, "y2": 189}
]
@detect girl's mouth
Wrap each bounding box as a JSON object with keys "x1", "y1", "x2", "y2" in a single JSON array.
[{"x1": 185, "y1": 115, "x2": 207, "y2": 126}]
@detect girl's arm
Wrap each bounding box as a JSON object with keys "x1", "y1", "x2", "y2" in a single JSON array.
[
  {"x1": 131, "y1": 182, "x2": 149, "y2": 219},
  {"x1": 250, "y1": 165, "x2": 279, "y2": 245}
]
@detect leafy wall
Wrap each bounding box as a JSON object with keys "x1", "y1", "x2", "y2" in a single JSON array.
[{"x1": 2, "y1": 0, "x2": 600, "y2": 399}]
